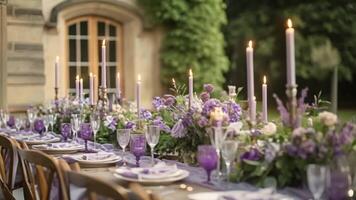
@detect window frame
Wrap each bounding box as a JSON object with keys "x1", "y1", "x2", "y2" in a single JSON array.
[{"x1": 64, "y1": 15, "x2": 124, "y2": 99}]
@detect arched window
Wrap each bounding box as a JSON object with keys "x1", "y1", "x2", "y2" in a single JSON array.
[{"x1": 66, "y1": 16, "x2": 123, "y2": 96}]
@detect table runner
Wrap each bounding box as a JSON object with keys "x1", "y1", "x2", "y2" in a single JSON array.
[{"x1": 0, "y1": 128, "x2": 310, "y2": 199}]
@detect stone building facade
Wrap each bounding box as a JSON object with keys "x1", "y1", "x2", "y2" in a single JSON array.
[{"x1": 0, "y1": 0, "x2": 163, "y2": 112}]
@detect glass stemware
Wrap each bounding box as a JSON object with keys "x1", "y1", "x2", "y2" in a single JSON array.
[
  {"x1": 1, "y1": 112, "x2": 9, "y2": 129},
  {"x1": 61, "y1": 123, "x2": 71, "y2": 142},
  {"x1": 307, "y1": 164, "x2": 327, "y2": 200},
  {"x1": 221, "y1": 140, "x2": 238, "y2": 181},
  {"x1": 80, "y1": 123, "x2": 93, "y2": 153},
  {"x1": 48, "y1": 114, "x2": 56, "y2": 133},
  {"x1": 71, "y1": 114, "x2": 80, "y2": 143},
  {"x1": 43, "y1": 115, "x2": 50, "y2": 135},
  {"x1": 15, "y1": 117, "x2": 23, "y2": 132},
  {"x1": 27, "y1": 109, "x2": 36, "y2": 131},
  {"x1": 34, "y1": 118, "x2": 45, "y2": 136},
  {"x1": 130, "y1": 134, "x2": 146, "y2": 167},
  {"x1": 117, "y1": 129, "x2": 131, "y2": 165},
  {"x1": 145, "y1": 125, "x2": 160, "y2": 166},
  {"x1": 197, "y1": 145, "x2": 218, "y2": 183},
  {"x1": 90, "y1": 114, "x2": 101, "y2": 150}
]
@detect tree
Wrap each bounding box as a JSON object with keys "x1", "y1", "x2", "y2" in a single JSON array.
[
  {"x1": 138, "y1": 0, "x2": 229, "y2": 91},
  {"x1": 225, "y1": 0, "x2": 356, "y2": 105}
]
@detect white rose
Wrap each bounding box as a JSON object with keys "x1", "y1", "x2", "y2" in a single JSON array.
[
  {"x1": 261, "y1": 122, "x2": 277, "y2": 136},
  {"x1": 318, "y1": 111, "x2": 338, "y2": 127}
]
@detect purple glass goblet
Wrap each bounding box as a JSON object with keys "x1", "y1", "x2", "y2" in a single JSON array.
[
  {"x1": 80, "y1": 123, "x2": 93, "y2": 153},
  {"x1": 197, "y1": 145, "x2": 218, "y2": 183},
  {"x1": 130, "y1": 134, "x2": 146, "y2": 167},
  {"x1": 61, "y1": 123, "x2": 71, "y2": 142},
  {"x1": 34, "y1": 119, "x2": 45, "y2": 136}
]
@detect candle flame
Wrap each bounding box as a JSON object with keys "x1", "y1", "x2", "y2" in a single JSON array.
[
  {"x1": 56, "y1": 56, "x2": 59, "y2": 62},
  {"x1": 263, "y1": 76, "x2": 267, "y2": 84},
  {"x1": 287, "y1": 19, "x2": 293, "y2": 28},
  {"x1": 138, "y1": 74, "x2": 141, "y2": 82},
  {"x1": 89, "y1": 73, "x2": 93, "y2": 77},
  {"x1": 248, "y1": 40, "x2": 253, "y2": 48},
  {"x1": 117, "y1": 72, "x2": 120, "y2": 78},
  {"x1": 76, "y1": 75, "x2": 79, "y2": 80},
  {"x1": 80, "y1": 78, "x2": 83, "y2": 81},
  {"x1": 189, "y1": 69, "x2": 193, "y2": 77},
  {"x1": 102, "y1": 39, "x2": 106, "y2": 46}
]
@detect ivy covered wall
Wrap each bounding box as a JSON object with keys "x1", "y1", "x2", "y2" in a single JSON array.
[{"x1": 138, "y1": 0, "x2": 229, "y2": 91}]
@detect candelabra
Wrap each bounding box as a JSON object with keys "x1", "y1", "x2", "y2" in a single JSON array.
[
  {"x1": 285, "y1": 84, "x2": 298, "y2": 129},
  {"x1": 54, "y1": 87, "x2": 59, "y2": 111},
  {"x1": 97, "y1": 86, "x2": 109, "y2": 117}
]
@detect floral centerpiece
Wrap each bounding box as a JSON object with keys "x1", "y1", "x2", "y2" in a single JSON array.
[
  {"x1": 233, "y1": 89, "x2": 356, "y2": 189},
  {"x1": 154, "y1": 83, "x2": 243, "y2": 163}
]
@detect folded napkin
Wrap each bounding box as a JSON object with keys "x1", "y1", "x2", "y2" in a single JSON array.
[
  {"x1": 34, "y1": 142, "x2": 82, "y2": 150},
  {"x1": 116, "y1": 162, "x2": 179, "y2": 180},
  {"x1": 63, "y1": 152, "x2": 118, "y2": 162}
]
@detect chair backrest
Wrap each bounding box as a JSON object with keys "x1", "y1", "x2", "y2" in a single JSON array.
[
  {"x1": 18, "y1": 149, "x2": 68, "y2": 200},
  {"x1": 66, "y1": 171, "x2": 129, "y2": 200},
  {"x1": 0, "y1": 135, "x2": 18, "y2": 190}
]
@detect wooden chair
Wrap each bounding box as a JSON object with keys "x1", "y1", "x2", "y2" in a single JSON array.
[
  {"x1": 18, "y1": 149, "x2": 68, "y2": 200},
  {"x1": 66, "y1": 171, "x2": 129, "y2": 200},
  {"x1": 0, "y1": 135, "x2": 18, "y2": 200}
]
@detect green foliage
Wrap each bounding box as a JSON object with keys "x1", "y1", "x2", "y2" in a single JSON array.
[
  {"x1": 225, "y1": 0, "x2": 356, "y2": 93},
  {"x1": 138, "y1": 0, "x2": 229, "y2": 90}
]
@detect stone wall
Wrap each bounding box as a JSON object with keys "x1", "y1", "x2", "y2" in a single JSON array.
[
  {"x1": 6, "y1": 0, "x2": 45, "y2": 110},
  {"x1": 5, "y1": 0, "x2": 164, "y2": 111}
]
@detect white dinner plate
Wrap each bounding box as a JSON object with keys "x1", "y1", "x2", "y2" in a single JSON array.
[
  {"x1": 113, "y1": 169, "x2": 189, "y2": 184},
  {"x1": 65, "y1": 153, "x2": 121, "y2": 167},
  {"x1": 32, "y1": 143, "x2": 83, "y2": 154}
]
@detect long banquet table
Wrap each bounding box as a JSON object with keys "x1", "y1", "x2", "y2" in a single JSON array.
[{"x1": 1, "y1": 129, "x2": 309, "y2": 200}]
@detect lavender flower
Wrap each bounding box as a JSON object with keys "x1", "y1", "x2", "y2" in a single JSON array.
[
  {"x1": 125, "y1": 121, "x2": 136, "y2": 129},
  {"x1": 152, "y1": 97, "x2": 165, "y2": 110},
  {"x1": 171, "y1": 119, "x2": 187, "y2": 138},
  {"x1": 140, "y1": 109, "x2": 152, "y2": 120},
  {"x1": 203, "y1": 84, "x2": 214, "y2": 94},
  {"x1": 197, "y1": 116, "x2": 209, "y2": 128},
  {"x1": 273, "y1": 94, "x2": 290, "y2": 126},
  {"x1": 200, "y1": 92, "x2": 210, "y2": 103},
  {"x1": 240, "y1": 148, "x2": 262, "y2": 161},
  {"x1": 104, "y1": 115, "x2": 117, "y2": 131},
  {"x1": 152, "y1": 117, "x2": 170, "y2": 133},
  {"x1": 164, "y1": 96, "x2": 175, "y2": 107},
  {"x1": 224, "y1": 101, "x2": 242, "y2": 122},
  {"x1": 202, "y1": 99, "x2": 222, "y2": 118}
]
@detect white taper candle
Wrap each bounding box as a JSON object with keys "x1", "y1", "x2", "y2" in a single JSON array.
[
  {"x1": 101, "y1": 40, "x2": 107, "y2": 88},
  {"x1": 246, "y1": 41, "x2": 255, "y2": 122},
  {"x1": 286, "y1": 19, "x2": 296, "y2": 86},
  {"x1": 262, "y1": 76, "x2": 268, "y2": 123}
]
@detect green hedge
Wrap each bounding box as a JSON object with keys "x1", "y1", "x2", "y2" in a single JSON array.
[{"x1": 138, "y1": 0, "x2": 229, "y2": 90}]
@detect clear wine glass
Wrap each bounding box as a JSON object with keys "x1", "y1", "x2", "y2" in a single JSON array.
[
  {"x1": 221, "y1": 140, "x2": 238, "y2": 181},
  {"x1": 15, "y1": 117, "x2": 23, "y2": 132},
  {"x1": 117, "y1": 129, "x2": 131, "y2": 165},
  {"x1": 145, "y1": 125, "x2": 160, "y2": 166},
  {"x1": 307, "y1": 164, "x2": 327, "y2": 200},
  {"x1": 2, "y1": 112, "x2": 9, "y2": 129},
  {"x1": 48, "y1": 114, "x2": 56, "y2": 133},
  {"x1": 27, "y1": 109, "x2": 36, "y2": 131},
  {"x1": 43, "y1": 115, "x2": 50, "y2": 135},
  {"x1": 71, "y1": 114, "x2": 80, "y2": 143},
  {"x1": 0, "y1": 109, "x2": 4, "y2": 128},
  {"x1": 90, "y1": 114, "x2": 101, "y2": 150}
]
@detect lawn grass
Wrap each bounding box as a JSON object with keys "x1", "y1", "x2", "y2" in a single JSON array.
[{"x1": 267, "y1": 108, "x2": 356, "y2": 122}]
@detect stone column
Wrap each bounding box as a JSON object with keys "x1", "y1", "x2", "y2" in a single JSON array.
[{"x1": 0, "y1": 0, "x2": 7, "y2": 108}]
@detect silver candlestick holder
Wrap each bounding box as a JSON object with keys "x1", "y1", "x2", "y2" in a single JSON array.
[
  {"x1": 97, "y1": 86, "x2": 109, "y2": 117},
  {"x1": 286, "y1": 84, "x2": 298, "y2": 129}
]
